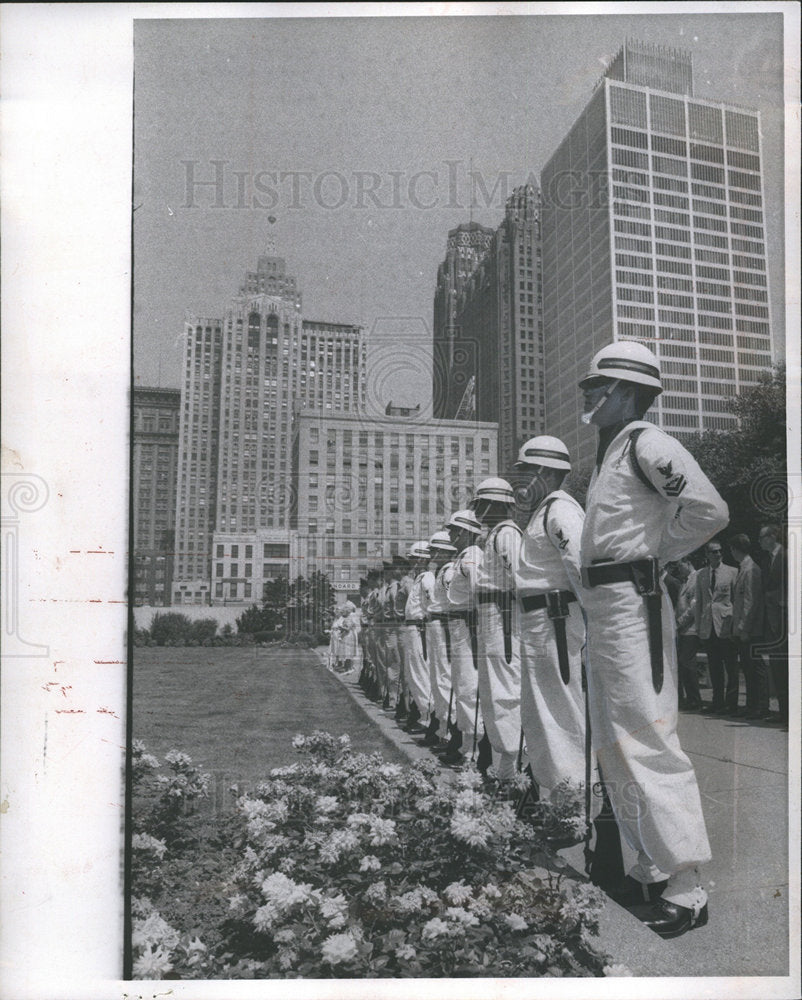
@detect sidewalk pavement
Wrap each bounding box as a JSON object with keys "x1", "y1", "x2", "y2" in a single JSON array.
[{"x1": 321, "y1": 652, "x2": 793, "y2": 984}]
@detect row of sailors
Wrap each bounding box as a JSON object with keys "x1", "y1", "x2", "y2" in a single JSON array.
[
  {"x1": 350, "y1": 341, "x2": 730, "y2": 940},
  {"x1": 357, "y1": 453, "x2": 584, "y2": 794}
]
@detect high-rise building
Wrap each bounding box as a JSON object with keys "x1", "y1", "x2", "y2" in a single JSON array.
[
  {"x1": 453, "y1": 184, "x2": 544, "y2": 473},
  {"x1": 172, "y1": 255, "x2": 367, "y2": 605},
  {"x1": 541, "y1": 39, "x2": 774, "y2": 469},
  {"x1": 289, "y1": 408, "x2": 499, "y2": 593},
  {"x1": 432, "y1": 221, "x2": 494, "y2": 419},
  {"x1": 173, "y1": 317, "x2": 223, "y2": 602},
  {"x1": 132, "y1": 386, "x2": 181, "y2": 606}
]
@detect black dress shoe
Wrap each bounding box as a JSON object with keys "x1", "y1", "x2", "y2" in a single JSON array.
[
  {"x1": 626, "y1": 897, "x2": 708, "y2": 938},
  {"x1": 607, "y1": 875, "x2": 668, "y2": 907},
  {"x1": 441, "y1": 750, "x2": 465, "y2": 766}
]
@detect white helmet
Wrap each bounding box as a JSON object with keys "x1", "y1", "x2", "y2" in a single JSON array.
[
  {"x1": 514, "y1": 435, "x2": 571, "y2": 472},
  {"x1": 407, "y1": 540, "x2": 431, "y2": 560},
  {"x1": 429, "y1": 530, "x2": 457, "y2": 553},
  {"x1": 473, "y1": 477, "x2": 515, "y2": 505},
  {"x1": 446, "y1": 508, "x2": 483, "y2": 535},
  {"x1": 579, "y1": 340, "x2": 662, "y2": 393}
]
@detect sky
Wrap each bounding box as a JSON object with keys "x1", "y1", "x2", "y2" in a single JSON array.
[{"x1": 133, "y1": 10, "x2": 787, "y2": 410}]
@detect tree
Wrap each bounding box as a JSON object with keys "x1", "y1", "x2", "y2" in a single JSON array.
[
  {"x1": 684, "y1": 364, "x2": 787, "y2": 538},
  {"x1": 287, "y1": 571, "x2": 335, "y2": 636}
]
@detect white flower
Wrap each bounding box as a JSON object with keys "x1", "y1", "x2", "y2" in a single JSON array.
[
  {"x1": 364, "y1": 881, "x2": 388, "y2": 906},
  {"x1": 359, "y1": 854, "x2": 381, "y2": 871},
  {"x1": 316, "y1": 795, "x2": 339, "y2": 814},
  {"x1": 132, "y1": 944, "x2": 173, "y2": 979},
  {"x1": 338, "y1": 734, "x2": 351, "y2": 747},
  {"x1": 445, "y1": 906, "x2": 479, "y2": 927},
  {"x1": 261, "y1": 872, "x2": 313, "y2": 909},
  {"x1": 319, "y1": 893, "x2": 349, "y2": 928},
  {"x1": 482, "y1": 883, "x2": 502, "y2": 900},
  {"x1": 511, "y1": 771, "x2": 532, "y2": 791},
  {"x1": 416, "y1": 796, "x2": 435, "y2": 813},
  {"x1": 450, "y1": 811, "x2": 489, "y2": 848},
  {"x1": 292, "y1": 734, "x2": 306, "y2": 749},
  {"x1": 504, "y1": 913, "x2": 528, "y2": 931},
  {"x1": 395, "y1": 943, "x2": 417, "y2": 961},
  {"x1": 443, "y1": 881, "x2": 473, "y2": 905},
  {"x1": 455, "y1": 769, "x2": 483, "y2": 790},
  {"x1": 321, "y1": 932, "x2": 359, "y2": 966},
  {"x1": 253, "y1": 902, "x2": 280, "y2": 932},
  {"x1": 131, "y1": 832, "x2": 167, "y2": 860},
  {"x1": 454, "y1": 789, "x2": 481, "y2": 811},
  {"x1": 132, "y1": 912, "x2": 180, "y2": 952},
  {"x1": 603, "y1": 963, "x2": 634, "y2": 977},
  {"x1": 278, "y1": 948, "x2": 298, "y2": 970},
  {"x1": 164, "y1": 750, "x2": 193, "y2": 768},
  {"x1": 274, "y1": 928, "x2": 296, "y2": 944},
  {"x1": 393, "y1": 889, "x2": 424, "y2": 915},
  {"x1": 186, "y1": 935, "x2": 206, "y2": 953},
  {"x1": 228, "y1": 893, "x2": 248, "y2": 913},
  {"x1": 367, "y1": 816, "x2": 397, "y2": 846},
  {"x1": 319, "y1": 828, "x2": 360, "y2": 864},
  {"x1": 421, "y1": 917, "x2": 451, "y2": 941},
  {"x1": 379, "y1": 764, "x2": 403, "y2": 780}
]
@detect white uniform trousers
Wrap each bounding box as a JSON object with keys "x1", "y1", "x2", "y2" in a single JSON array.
[
  {"x1": 383, "y1": 624, "x2": 402, "y2": 704},
  {"x1": 583, "y1": 582, "x2": 711, "y2": 875},
  {"x1": 477, "y1": 601, "x2": 521, "y2": 778},
  {"x1": 519, "y1": 602, "x2": 586, "y2": 792},
  {"x1": 400, "y1": 623, "x2": 431, "y2": 717},
  {"x1": 448, "y1": 617, "x2": 482, "y2": 737},
  {"x1": 426, "y1": 620, "x2": 452, "y2": 738},
  {"x1": 372, "y1": 625, "x2": 387, "y2": 693}
]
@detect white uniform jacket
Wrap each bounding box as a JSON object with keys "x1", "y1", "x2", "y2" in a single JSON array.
[
  {"x1": 516, "y1": 490, "x2": 586, "y2": 791},
  {"x1": 580, "y1": 420, "x2": 728, "y2": 876}
]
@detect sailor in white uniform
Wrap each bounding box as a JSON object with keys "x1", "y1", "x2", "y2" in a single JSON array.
[
  {"x1": 442, "y1": 508, "x2": 484, "y2": 765},
  {"x1": 472, "y1": 478, "x2": 523, "y2": 784},
  {"x1": 579, "y1": 340, "x2": 728, "y2": 939},
  {"x1": 400, "y1": 541, "x2": 432, "y2": 733},
  {"x1": 420, "y1": 531, "x2": 457, "y2": 746},
  {"x1": 513, "y1": 436, "x2": 586, "y2": 795}
]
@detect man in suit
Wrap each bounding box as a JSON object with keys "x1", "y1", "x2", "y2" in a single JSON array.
[
  {"x1": 695, "y1": 540, "x2": 738, "y2": 713},
  {"x1": 730, "y1": 534, "x2": 768, "y2": 719},
  {"x1": 759, "y1": 524, "x2": 788, "y2": 726}
]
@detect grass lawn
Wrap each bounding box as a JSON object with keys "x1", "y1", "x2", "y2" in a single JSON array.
[{"x1": 133, "y1": 645, "x2": 407, "y2": 800}]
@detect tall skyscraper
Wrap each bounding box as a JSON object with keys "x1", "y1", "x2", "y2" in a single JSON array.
[
  {"x1": 172, "y1": 255, "x2": 366, "y2": 605},
  {"x1": 451, "y1": 184, "x2": 544, "y2": 473},
  {"x1": 432, "y1": 221, "x2": 494, "y2": 419},
  {"x1": 541, "y1": 39, "x2": 774, "y2": 469},
  {"x1": 173, "y1": 318, "x2": 223, "y2": 599},
  {"x1": 132, "y1": 386, "x2": 181, "y2": 606}
]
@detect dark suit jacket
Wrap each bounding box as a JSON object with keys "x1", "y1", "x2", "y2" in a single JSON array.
[{"x1": 761, "y1": 545, "x2": 787, "y2": 641}]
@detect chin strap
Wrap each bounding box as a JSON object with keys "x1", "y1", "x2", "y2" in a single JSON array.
[{"x1": 581, "y1": 378, "x2": 619, "y2": 425}]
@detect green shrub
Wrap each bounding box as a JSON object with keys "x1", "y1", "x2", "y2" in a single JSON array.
[
  {"x1": 189, "y1": 618, "x2": 218, "y2": 645},
  {"x1": 150, "y1": 613, "x2": 193, "y2": 646}
]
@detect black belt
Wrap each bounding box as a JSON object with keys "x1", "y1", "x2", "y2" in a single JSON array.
[
  {"x1": 476, "y1": 592, "x2": 514, "y2": 663},
  {"x1": 583, "y1": 558, "x2": 664, "y2": 693},
  {"x1": 448, "y1": 609, "x2": 472, "y2": 621},
  {"x1": 428, "y1": 612, "x2": 450, "y2": 623},
  {"x1": 519, "y1": 590, "x2": 577, "y2": 614},
  {"x1": 476, "y1": 591, "x2": 514, "y2": 605},
  {"x1": 404, "y1": 619, "x2": 424, "y2": 626}
]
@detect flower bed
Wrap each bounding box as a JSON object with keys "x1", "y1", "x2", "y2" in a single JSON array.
[{"x1": 132, "y1": 732, "x2": 619, "y2": 979}]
